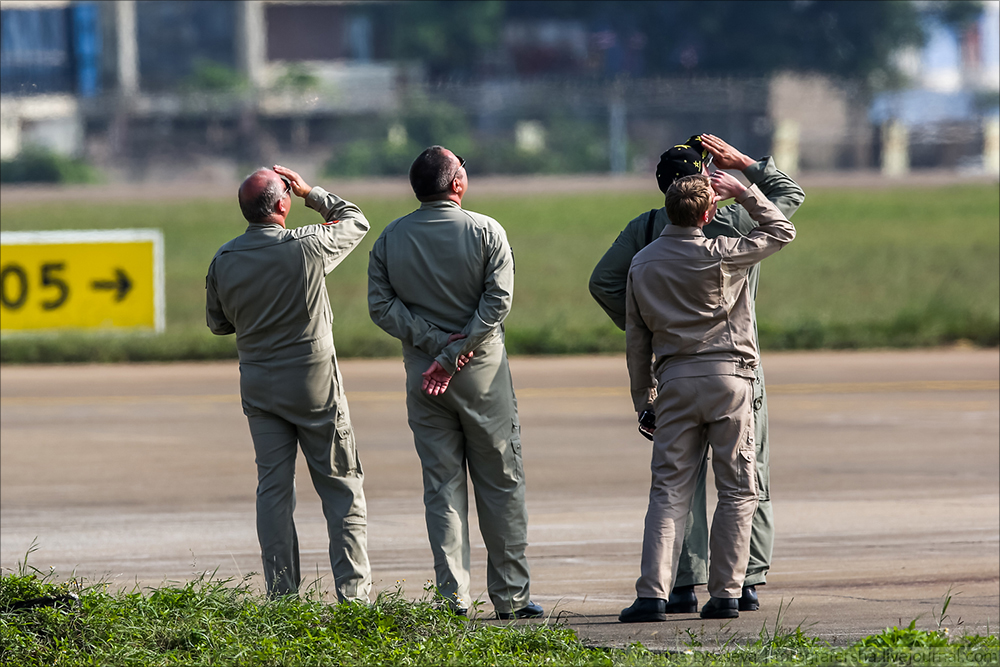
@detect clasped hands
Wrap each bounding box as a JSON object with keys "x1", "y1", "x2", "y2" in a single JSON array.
[{"x1": 421, "y1": 333, "x2": 474, "y2": 396}]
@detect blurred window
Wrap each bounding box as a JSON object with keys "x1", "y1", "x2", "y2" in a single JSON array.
[
  {"x1": 136, "y1": 0, "x2": 236, "y2": 92},
  {"x1": 266, "y1": 5, "x2": 377, "y2": 62},
  {"x1": 0, "y1": 7, "x2": 74, "y2": 95},
  {"x1": 266, "y1": 4, "x2": 349, "y2": 61}
]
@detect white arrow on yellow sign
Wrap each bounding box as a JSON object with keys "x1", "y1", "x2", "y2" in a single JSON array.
[{"x1": 0, "y1": 229, "x2": 164, "y2": 332}]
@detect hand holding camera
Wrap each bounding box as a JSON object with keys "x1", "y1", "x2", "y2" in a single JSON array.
[{"x1": 637, "y1": 410, "x2": 656, "y2": 441}]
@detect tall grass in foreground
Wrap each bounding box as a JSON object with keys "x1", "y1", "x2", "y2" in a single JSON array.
[
  {"x1": 1, "y1": 184, "x2": 997, "y2": 362},
  {"x1": 2, "y1": 563, "x2": 996, "y2": 666}
]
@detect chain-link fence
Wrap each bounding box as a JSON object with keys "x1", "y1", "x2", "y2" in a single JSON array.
[{"x1": 4, "y1": 75, "x2": 998, "y2": 182}]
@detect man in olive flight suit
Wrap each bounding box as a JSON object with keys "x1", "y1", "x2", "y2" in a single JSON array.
[
  {"x1": 368, "y1": 146, "x2": 542, "y2": 620},
  {"x1": 206, "y1": 165, "x2": 371, "y2": 602},
  {"x1": 589, "y1": 134, "x2": 805, "y2": 613}
]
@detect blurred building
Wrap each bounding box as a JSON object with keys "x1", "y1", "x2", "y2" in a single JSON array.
[
  {"x1": 869, "y1": 0, "x2": 1000, "y2": 173},
  {"x1": 0, "y1": 0, "x2": 403, "y2": 177},
  {"x1": 1, "y1": 0, "x2": 998, "y2": 179}
]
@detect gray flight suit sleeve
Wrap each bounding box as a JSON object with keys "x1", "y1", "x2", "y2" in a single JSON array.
[
  {"x1": 625, "y1": 269, "x2": 656, "y2": 414},
  {"x1": 589, "y1": 213, "x2": 647, "y2": 330},
  {"x1": 304, "y1": 187, "x2": 371, "y2": 273},
  {"x1": 205, "y1": 259, "x2": 235, "y2": 335},
  {"x1": 434, "y1": 225, "x2": 514, "y2": 375},
  {"x1": 368, "y1": 233, "x2": 453, "y2": 358},
  {"x1": 706, "y1": 156, "x2": 805, "y2": 237}
]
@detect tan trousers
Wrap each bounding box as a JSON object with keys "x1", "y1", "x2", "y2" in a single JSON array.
[
  {"x1": 636, "y1": 373, "x2": 758, "y2": 600},
  {"x1": 403, "y1": 342, "x2": 531, "y2": 614},
  {"x1": 241, "y1": 348, "x2": 372, "y2": 602},
  {"x1": 674, "y1": 364, "x2": 773, "y2": 588}
]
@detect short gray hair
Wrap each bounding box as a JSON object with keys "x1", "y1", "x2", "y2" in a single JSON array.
[{"x1": 239, "y1": 168, "x2": 283, "y2": 223}]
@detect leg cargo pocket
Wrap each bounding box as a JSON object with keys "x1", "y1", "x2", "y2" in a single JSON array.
[{"x1": 333, "y1": 422, "x2": 360, "y2": 476}]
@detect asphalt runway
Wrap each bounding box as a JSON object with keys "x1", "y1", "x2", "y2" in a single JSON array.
[{"x1": 1, "y1": 349, "x2": 997, "y2": 648}]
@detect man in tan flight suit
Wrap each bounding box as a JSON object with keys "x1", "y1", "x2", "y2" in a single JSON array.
[
  {"x1": 206, "y1": 165, "x2": 371, "y2": 601},
  {"x1": 590, "y1": 134, "x2": 805, "y2": 614},
  {"x1": 619, "y1": 170, "x2": 795, "y2": 622},
  {"x1": 368, "y1": 146, "x2": 542, "y2": 620}
]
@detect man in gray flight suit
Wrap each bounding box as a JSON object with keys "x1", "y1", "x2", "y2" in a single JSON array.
[
  {"x1": 206, "y1": 165, "x2": 371, "y2": 601},
  {"x1": 589, "y1": 134, "x2": 804, "y2": 613},
  {"x1": 620, "y1": 171, "x2": 795, "y2": 622},
  {"x1": 368, "y1": 146, "x2": 542, "y2": 620}
]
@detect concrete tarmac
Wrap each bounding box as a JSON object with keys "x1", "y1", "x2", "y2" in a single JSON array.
[{"x1": 1, "y1": 349, "x2": 997, "y2": 649}]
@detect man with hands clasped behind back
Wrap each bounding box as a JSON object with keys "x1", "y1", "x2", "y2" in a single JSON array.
[
  {"x1": 590, "y1": 134, "x2": 805, "y2": 614},
  {"x1": 368, "y1": 146, "x2": 541, "y2": 620},
  {"x1": 620, "y1": 169, "x2": 796, "y2": 621}
]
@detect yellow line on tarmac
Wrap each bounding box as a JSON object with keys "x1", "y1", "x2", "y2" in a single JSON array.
[
  {"x1": 0, "y1": 394, "x2": 242, "y2": 406},
  {"x1": 767, "y1": 380, "x2": 999, "y2": 394},
  {"x1": 0, "y1": 379, "x2": 995, "y2": 407}
]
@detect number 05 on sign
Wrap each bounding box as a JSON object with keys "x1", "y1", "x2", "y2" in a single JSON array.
[{"x1": 0, "y1": 230, "x2": 165, "y2": 332}]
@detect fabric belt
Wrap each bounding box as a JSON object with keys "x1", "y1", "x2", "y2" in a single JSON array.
[
  {"x1": 237, "y1": 332, "x2": 334, "y2": 363},
  {"x1": 656, "y1": 357, "x2": 757, "y2": 383}
]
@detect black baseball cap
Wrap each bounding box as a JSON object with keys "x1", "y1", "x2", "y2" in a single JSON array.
[{"x1": 655, "y1": 135, "x2": 711, "y2": 193}]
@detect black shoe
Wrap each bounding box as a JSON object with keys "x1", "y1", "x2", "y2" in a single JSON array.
[
  {"x1": 618, "y1": 597, "x2": 667, "y2": 623},
  {"x1": 739, "y1": 585, "x2": 759, "y2": 612},
  {"x1": 700, "y1": 596, "x2": 739, "y2": 619},
  {"x1": 664, "y1": 585, "x2": 698, "y2": 614},
  {"x1": 496, "y1": 601, "x2": 543, "y2": 620},
  {"x1": 453, "y1": 607, "x2": 468, "y2": 617}
]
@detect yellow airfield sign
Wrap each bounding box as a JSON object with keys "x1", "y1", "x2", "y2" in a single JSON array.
[{"x1": 0, "y1": 230, "x2": 165, "y2": 332}]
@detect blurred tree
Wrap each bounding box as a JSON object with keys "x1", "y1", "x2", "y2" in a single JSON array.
[
  {"x1": 507, "y1": 1, "x2": 931, "y2": 83},
  {"x1": 497, "y1": 1, "x2": 991, "y2": 86},
  {"x1": 381, "y1": 1, "x2": 504, "y2": 80},
  {"x1": 928, "y1": 0, "x2": 984, "y2": 32},
  {"x1": 183, "y1": 59, "x2": 248, "y2": 93},
  {"x1": 370, "y1": 1, "x2": 983, "y2": 85}
]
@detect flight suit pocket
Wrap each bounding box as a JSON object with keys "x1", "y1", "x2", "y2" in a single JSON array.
[
  {"x1": 738, "y1": 379, "x2": 757, "y2": 496},
  {"x1": 506, "y1": 419, "x2": 524, "y2": 482},
  {"x1": 738, "y1": 428, "x2": 757, "y2": 497},
  {"x1": 752, "y1": 376, "x2": 764, "y2": 412},
  {"x1": 332, "y1": 419, "x2": 360, "y2": 476}
]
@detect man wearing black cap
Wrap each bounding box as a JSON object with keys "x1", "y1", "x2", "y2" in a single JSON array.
[{"x1": 589, "y1": 134, "x2": 804, "y2": 615}]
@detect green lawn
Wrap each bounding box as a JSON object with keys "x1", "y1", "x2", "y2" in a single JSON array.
[
  {"x1": 2, "y1": 567, "x2": 996, "y2": 666},
  {"x1": 1, "y1": 184, "x2": 997, "y2": 362}
]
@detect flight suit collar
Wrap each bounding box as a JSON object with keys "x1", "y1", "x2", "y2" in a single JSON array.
[
  {"x1": 418, "y1": 200, "x2": 462, "y2": 211},
  {"x1": 226, "y1": 223, "x2": 291, "y2": 252},
  {"x1": 661, "y1": 224, "x2": 705, "y2": 238},
  {"x1": 246, "y1": 222, "x2": 285, "y2": 233}
]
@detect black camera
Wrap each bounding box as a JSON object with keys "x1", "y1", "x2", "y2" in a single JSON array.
[{"x1": 637, "y1": 410, "x2": 655, "y2": 441}]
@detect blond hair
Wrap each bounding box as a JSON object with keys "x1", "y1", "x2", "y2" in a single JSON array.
[{"x1": 664, "y1": 174, "x2": 713, "y2": 227}]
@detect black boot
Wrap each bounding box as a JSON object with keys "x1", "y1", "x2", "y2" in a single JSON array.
[
  {"x1": 700, "y1": 596, "x2": 739, "y2": 619},
  {"x1": 664, "y1": 585, "x2": 698, "y2": 613},
  {"x1": 739, "y1": 585, "x2": 759, "y2": 611},
  {"x1": 496, "y1": 601, "x2": 544, "y2": 620},
  {"x1": 619, "y1": 597, "x2": 667, "y2": 623}
]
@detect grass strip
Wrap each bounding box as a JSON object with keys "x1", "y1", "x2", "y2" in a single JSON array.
[
  {"x1": 1, "y1": 184, "x2": 997, "y2": 363},
  {"x1": 2, "y1": 564, "x2": 996, "y2": 666}
]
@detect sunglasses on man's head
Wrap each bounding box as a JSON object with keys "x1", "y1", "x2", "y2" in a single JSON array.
[{"x1": 280, "y1": 177, "x2": 292, "y2": 195}]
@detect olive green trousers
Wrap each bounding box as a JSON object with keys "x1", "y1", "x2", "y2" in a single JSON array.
[
  {"x1": 403, "y1": 343, "x2": 531, "y2": 614},
  {"x1": 241, "y1": 348, "x2": 371, "y2": 602}
]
